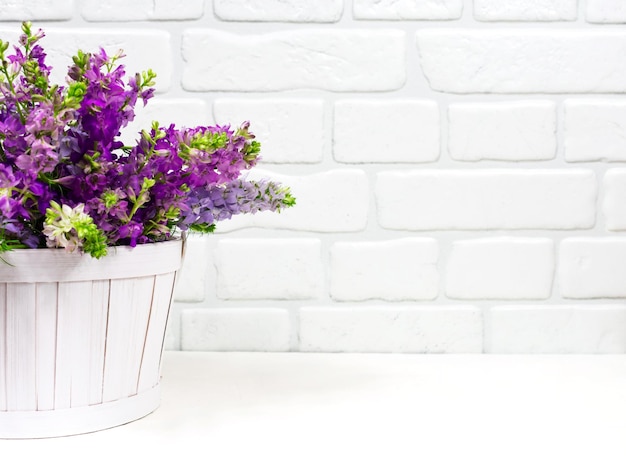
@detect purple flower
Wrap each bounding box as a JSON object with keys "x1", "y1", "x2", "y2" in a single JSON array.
[{"x1": 0, "y1": 21, "x2": 295, "y2": 258}]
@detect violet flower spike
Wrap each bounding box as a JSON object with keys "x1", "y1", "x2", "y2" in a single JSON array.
[{"x1": 0, "y1": 22, "x2": 295, "y2": 258}]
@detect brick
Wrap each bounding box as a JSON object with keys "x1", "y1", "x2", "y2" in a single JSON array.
[
  {"x1": 82, "y1": 0, "x2": 204, "y2": 20},
  {"x1": 182, "y1": 29, "x2": 406, "y2": 92},
  {"x1": 603, "y1": 169, "x2": 626, "y2": 231},
  {"x1": 151, "y1": 0, "x2": 204, "y2": 19},
  {"x1": 180, "y1": 308, "x2": 291, "y2": 351},
  {"x1": 586, "y1": 0, "x2": 626, "y2": 23},
  {"x1": 474, "y1": 0, "x2": 577, "y2": 21},
  {"x1": 173, "y1": 235, "x2": 209, "y2": 303},
  {"x1": 298, "y1": 306, "x2": 482, "y2": 353},
  {"x1": 121, "y1": 98, "x2": 212, "y2": 146},
  {"x1": 446, "y1": 237, "x2": 554, "y2": 300},
  {"x1": 416, "y1": 30, "x2": 626, "y2": 93},
  {"x1": 214, "y1": 0, "x2": 343, "y2": 22},
  {"x1": 559, "y1": 238, "x2": 626, "y2": 298},
  {"x1": 564, "y1": 100, "x2": 626, "y2": 162},
  {"x1": 215, "y1": 239, "x2": 323, "y2": 300},
  {"x1": 334, "y1": 100, "x2": 440, "y2": 163},
  {"x1": 330, "y1": 238, "x2": 439, "y2": 301},
  {"x1": 353, "y1": 0, "x2": 462, "y2": 20},
  {"x1": 216, "y1": 169, "x2": 369, "y2": 233},
  {"x1": 486, "y1": 306, "x2": 626, "y2": 353},
  {"x1": 0, "y1": 0, "x2": 73, "y2": 19},
  {"x1": 448, "y1": 101, "x2": 556, "y2": 162},
  {"x1": 0, "y1": 27, "x2": 172, "y2": 92},
  {"x1": 375, "y1": 169, "x2": 597, "y2": 230},
  {"x1": 214, "y1": 99, "x2": 324, "y2": 164}
]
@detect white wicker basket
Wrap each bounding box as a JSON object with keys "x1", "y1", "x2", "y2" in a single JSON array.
[{"x1": 0, "y1": 239, "x2": 184, "y2": 438}]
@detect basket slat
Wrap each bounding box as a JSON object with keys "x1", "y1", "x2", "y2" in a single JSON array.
[
  {"x1": 6, "y1": 284, "x2": 37, "y2": 411},
  {"x1": 89, "y1": 280, "x2": 109, "y2": 405},
  {"x1": 102, "y1": 276, "x2": 154, "y2": 403},
  {"x1": 0, "y1": 284, "x2": 6, "y2": 411},
  {"x1": 55, "y1": 281, "x2": 110, "y2": 408},
  {"x1": 35, "y1": 283, "x2": 57, "y2": 411},
  {"x1": 62, "y1": 282, "x2": 89, "y2": 408},
  {"x1": 138, "y1": 271, "x2": 177, "y2": 394},
  {"x1": 55, "y1": 282, "x2": 81, "y2": 409}
]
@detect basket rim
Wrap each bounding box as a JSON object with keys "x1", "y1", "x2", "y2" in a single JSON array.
[{"x1": 0, "y1": 239, "x2": 184, "y2": 283}]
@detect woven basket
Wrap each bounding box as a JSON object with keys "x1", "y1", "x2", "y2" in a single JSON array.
[{"x1": 0, "y1": 239, "x2": 184, "y2": 438}]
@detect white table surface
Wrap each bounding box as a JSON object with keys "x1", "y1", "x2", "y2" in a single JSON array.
[{"x1": 2, "y1": 351, "x2": 626, "y2": 468}]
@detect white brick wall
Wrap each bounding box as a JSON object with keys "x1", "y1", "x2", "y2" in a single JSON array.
[
  {"x1": 448, "y1": 101, "x2": 556, "y2": 162},
  {"x1": 81, "y1": 0, "x2": 205, "y2": 21},
  {"x1": 330, "y1": 238, "x2": 439, "y2": 301},
  {"x1": 417, "y1": 30, "x2": 626, "y2": 93},
  {"x1": 215, "y1": 239, "x2": 323, "y2": 300},
  {"x1": 603, "y1": 169, "x2": 626, "y2": 230},
  {"x1": 474, "y1": 0, "x2": 578, "y2": 21},
  {"x1": 14, "y1": 1, "x2": 626, "y2": 354},
  {"x1": 214, "y1": 0, "x2": 344, "y2": 22},
  {"x1": 586, "y1": 0, "x2": 626, "y2": 23},
  {"x1": 353, "y1": 0, "x2": 463, "y2": 20},
  {"x1": 486, "y1": 306, "x2": 626, "y2": 353},
  {"x1": 181, "y1": 308, "x2": 291, "y2": 351},
  {"x1": 564, "y1": 100, "x2": 626, "y2": 162},
  {"x1": 299, "y1": 306, "x2": 482, "y2": 353},
  {"x1": 334, "y1": 100, "x2": 440, "y2": 163},
  {"x1": 182, "y1": 29, "x2": 406, "y2": 92},
  {"x1": 558, "y1": 238, "x2": 626, "y2": 298},
  {"x1": 375, "y1": 169, "x2": 596, "y2": 230},
  {"x1": 446, "y1": 237, "x2": 554, "y2": 300},
  {"x1": 0, "y1": 0, "x2": 73, "y2": 20}
]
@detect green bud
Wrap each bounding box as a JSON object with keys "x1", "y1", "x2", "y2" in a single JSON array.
[
  {"x1": 141, "y1": 177, "x2": 156, "y2": 191},
  {"x1": 102, "y1": 191, "x2": 119, "y2": 209},
  {"x1": 21, "y1": 21, "x2": 32, "y2": 36},
  {"x1": 141, "y1": 69, "x2": 157, "y2": 87}
]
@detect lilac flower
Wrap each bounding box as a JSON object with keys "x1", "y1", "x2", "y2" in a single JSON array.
[
  {"x1": 178, "y1": 179, "x2": 294, "y2": 232},
  {"x1": 0, "y1": 22, "x2": 295, "y2": 258}
]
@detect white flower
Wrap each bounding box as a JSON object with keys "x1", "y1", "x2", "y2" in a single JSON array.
[{"x1": 43, "y1": 201, "x2": 89, "y2": 252}]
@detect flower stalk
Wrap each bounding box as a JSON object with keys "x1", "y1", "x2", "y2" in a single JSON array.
[{"x1": 0, "y1": 22, "x2": 295, "y2": 258}]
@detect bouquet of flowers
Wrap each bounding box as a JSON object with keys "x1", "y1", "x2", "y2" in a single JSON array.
[{"x1": 0, "y1": 22, "x2": 295, "y2": 258}]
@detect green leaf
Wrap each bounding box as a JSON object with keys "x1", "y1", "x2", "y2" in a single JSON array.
[{"x1": 188, "y1": 223, "x2": 216, "y2": 234}]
